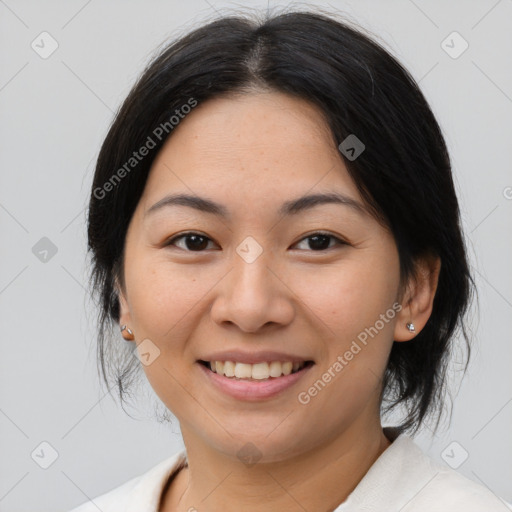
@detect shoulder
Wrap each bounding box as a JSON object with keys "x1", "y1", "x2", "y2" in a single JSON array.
[
  {"x1": 404, "y1": 452, "x2": 510, "y2": 512},
  {"x1": 342, "y1": 429, "x2": 510, "y2": 512},
  {"x1": 66, "y1": 449, "x2": 187, "y2": 512}
]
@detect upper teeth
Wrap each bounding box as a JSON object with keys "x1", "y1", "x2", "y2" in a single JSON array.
[{"x1": 208, "y1": 361, "x2": 305, "y2": 379}]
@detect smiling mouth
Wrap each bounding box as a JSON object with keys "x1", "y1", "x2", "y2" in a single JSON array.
[{"x1": 198, "y1": 360, "x2": 315, "y2": 380}]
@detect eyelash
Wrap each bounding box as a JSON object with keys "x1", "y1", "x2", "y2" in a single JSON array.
[{"x1": 164, "y1": 231, "x2": 348, "y2": 252}]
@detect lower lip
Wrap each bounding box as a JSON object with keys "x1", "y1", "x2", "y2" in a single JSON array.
[{"x1": 197, "y1": 362, "x2": 313, "y2": 401}]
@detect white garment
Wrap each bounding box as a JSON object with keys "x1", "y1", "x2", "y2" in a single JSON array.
[{"x1": 68, "y1": 427, "x2": 509, "y2": 512}]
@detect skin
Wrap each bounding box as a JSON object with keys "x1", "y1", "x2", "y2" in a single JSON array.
[{"x1": 117, "y1": 91, "x2": 441, "y2": 512}]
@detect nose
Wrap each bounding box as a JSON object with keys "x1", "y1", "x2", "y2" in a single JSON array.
[{"x1": 209, "y1": 250, "x2": 295, "y2": 333}]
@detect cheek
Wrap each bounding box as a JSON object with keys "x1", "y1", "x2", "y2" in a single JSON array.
[
  {"x1": 126, "y1": 254, "x2": 217, "y2": 341},
  {"x1": 291, "y1": 255, "x2": 400, "y2": 342}
]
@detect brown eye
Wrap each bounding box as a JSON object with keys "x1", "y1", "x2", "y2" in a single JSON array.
[
  {"x1": 165, "y1": 232, "x2": 216, "y2": 251},
  {"x1": 293, "y1": 232, "x2": 347, "y2": 251}
]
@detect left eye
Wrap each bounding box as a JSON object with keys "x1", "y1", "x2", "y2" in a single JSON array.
[
  {"x1": 164, "y1": 232, "x2": 347, "y2": 252},
  {"x1": 293, "y1": 232, "x2": 347, "y2": 251}
]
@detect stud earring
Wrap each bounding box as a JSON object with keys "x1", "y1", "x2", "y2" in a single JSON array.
[
  {"x1": 406, "y1": 322, "x2": 415, "y2": 333},
  {"x1": 120, "y1": 324, "x2": 134, "y2": 341}
]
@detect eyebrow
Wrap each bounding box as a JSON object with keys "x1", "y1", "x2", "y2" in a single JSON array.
[{"x1": 145, "y1": 192, "x2": 371, "y2": 219}]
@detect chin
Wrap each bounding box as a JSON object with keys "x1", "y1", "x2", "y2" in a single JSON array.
[{"x1": 205, "y1": 425, "x2": 310, "y2": 465}]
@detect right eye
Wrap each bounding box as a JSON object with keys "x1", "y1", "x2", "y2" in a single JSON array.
[{"x1": 164, "y1": 232, "x2": 218, "y2": 252}]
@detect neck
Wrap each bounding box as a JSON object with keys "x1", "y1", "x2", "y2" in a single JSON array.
[{"x1": 162, "y1": 422, "x2": 392, "y2": 512}]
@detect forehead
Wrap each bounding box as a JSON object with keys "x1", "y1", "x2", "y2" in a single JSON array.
[{"x1": 140, "y1": 92, "x2": 362, "y2": 215}]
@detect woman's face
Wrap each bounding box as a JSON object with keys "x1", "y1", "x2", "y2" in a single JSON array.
[{"x1": 118, "y1": 91, "x2": 407, "y2": 462}]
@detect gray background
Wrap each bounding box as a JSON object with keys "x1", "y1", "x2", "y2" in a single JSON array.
[{"x1": 1, "y1": 0, "x2": 511, "y2": 510}]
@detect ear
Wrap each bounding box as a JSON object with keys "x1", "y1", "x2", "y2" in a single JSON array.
[
  {"x1": 394, "y1": 253, "x2": 441, "y2": 342},
  {"x1": 115, "y1": 276, "x2": 133, "y2": 340}
]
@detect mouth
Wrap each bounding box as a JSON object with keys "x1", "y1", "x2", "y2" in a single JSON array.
[
  {"x1": 197, "y1": 359, "x2": 315, "y2": 401},
  {"x1": 198, "y1": 359, "x2": 315, "y2": 380}
]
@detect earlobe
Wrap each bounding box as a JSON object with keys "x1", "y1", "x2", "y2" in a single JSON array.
[
  {"x1": 115, "y1": 277, "x2": 135, "y2": 342},
  {"x1": 394, "y1": 254, "x2": 441, "y2": 342},
  {"x1": 120, "y1": 324, "x2": 135, "y2": 341}
]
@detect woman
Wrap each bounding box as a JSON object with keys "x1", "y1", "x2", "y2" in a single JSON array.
[{"x1": 70, "y1": 8, "x2": 508, "y2": 512}]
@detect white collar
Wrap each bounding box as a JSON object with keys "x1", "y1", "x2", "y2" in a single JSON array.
[{"x1": 118, "y1": 426, "x2": 506, "y2": 512}]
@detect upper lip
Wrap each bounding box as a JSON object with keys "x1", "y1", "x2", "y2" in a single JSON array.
[{"x1": 198, "y1": 350, "x2": 314, "y2": 365}]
